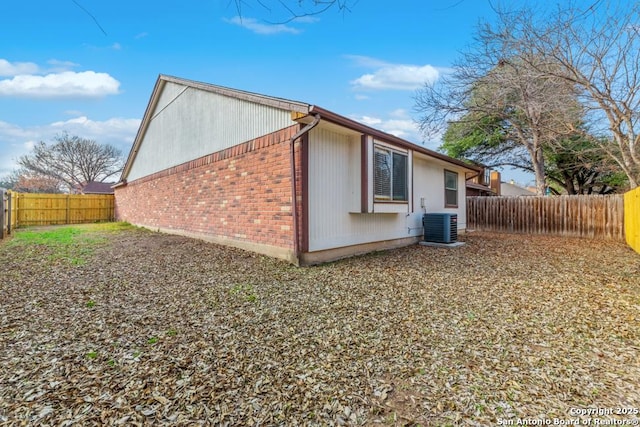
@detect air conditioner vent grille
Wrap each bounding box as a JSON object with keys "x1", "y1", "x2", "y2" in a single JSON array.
[{"x1": 422, "y1": 213, "x2": 457, "y2": 243}]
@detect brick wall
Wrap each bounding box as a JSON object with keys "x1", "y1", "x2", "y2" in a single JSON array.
[{"x1": 115, "y1": 124, "x2": 302, "y2": 252}]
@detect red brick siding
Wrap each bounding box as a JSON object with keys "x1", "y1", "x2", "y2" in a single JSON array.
[{"x1": 115, "y1": 125, "x2": 302, "y2": 250}]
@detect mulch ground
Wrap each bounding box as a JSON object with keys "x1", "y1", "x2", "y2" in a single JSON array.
[{"x1": 1, "y1": 227, "x2": 639, "y2": 426}]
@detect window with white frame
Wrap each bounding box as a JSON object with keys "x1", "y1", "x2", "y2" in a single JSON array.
[
  {"x1": 374, "y1": 145, "x2": 408, "y2": 202},
  {"x1": 444, "y1": 170, "x2": 458, "y2": 207}
]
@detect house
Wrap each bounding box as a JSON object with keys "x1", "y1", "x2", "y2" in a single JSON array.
[
  {"x1": 500, "y1": 180, "x2": 537, "y2": 196},
  {"x1": 466, "y1": 167, "x2": 501, "y2": 196},
  {"x1": 75, "y1": 181, "x2": 115, "y2": 195},
  {"x1": 114, "y1": 75, "x2": 480, "y2": 265}
]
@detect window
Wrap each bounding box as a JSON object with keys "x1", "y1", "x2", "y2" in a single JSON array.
[
  {"x1": 483, "y1": 168, "x2": 491, "y2": 186},
  {"x1": 444, "y1": 170, "x2": 458, "y2": 207},
  {"x1": 374, "y1": 145, "x2": 408, "y2": 202}
]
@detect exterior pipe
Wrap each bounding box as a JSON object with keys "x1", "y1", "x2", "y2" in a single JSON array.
[{"x1": 290, "y1": 114, "x2": 321, "y2": 264}]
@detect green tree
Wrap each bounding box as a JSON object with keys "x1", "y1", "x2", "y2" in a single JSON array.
[
  {"x1": 482, "y1": 2, "x2": 640, "y2": 188},
  {"x1": 545, "y1": 135, "x2": 627, "y2": 195},
  {"x1": 417, "y1": 52, "x2": 580, "y2": 195},
  {"x1": 440, "y1": 117, "x2": 627, "y2": 194}
]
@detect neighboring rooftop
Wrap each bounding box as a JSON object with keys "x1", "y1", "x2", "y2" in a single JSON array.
[
  {"x1": 77, "y1": 181, "x2": 115, "y2": 195},
  {"x1": 500, "y1": 180, "x2": 536, "y2": 196}
]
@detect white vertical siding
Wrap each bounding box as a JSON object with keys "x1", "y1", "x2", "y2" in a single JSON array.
[
  {"x1": 308, "y1": 129, "x2": 469, "y2": 252},
  {"x1": 412, "y1": 157, "x2": 467, "y2": 229},
  {"x1": 308, "y1": 127, "x2": 418, "y2": 252},
  {"x1": 128, "y1": 81, "x2": 295, "y2": 181}
]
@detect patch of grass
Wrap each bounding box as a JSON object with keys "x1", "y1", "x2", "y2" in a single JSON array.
[
  {"x1": 82, "y1": 222, "x2": 136, "y2": 233},
  {"x1": 13, "y1": 226, "x2": 86, "y2": 246},
  {"x1": 6, "y1": 223, "x2": 134, "y2": 265},
  {"x1": 230, "y1": 283, "x2": 259, "y2": 303},
  {"x1": 86, "y1": 300, "x2": 96, "y2": 308},
  {"x1": 86, "y1": 351, "x2": 98, "y2": 360},
  {"x1": 166, "y1": 329, "x2": 178, "y2": 337},
  {"x1": 147, "y1": 336, "x2": 159, "y2": 345}
]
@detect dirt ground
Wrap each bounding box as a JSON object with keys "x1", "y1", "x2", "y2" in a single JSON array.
[{"x1": 1, "y1": 226, "x2": 639, "y2": 426}]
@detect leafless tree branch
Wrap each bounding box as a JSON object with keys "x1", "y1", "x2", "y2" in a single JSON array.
[{"x1": 71, "y1": 0, "x2": 107, "y2": 36}]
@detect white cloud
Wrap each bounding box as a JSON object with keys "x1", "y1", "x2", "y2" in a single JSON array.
[
  {"x1": 0, "y1": 116, "x2": 140, "y2": 177},
  {"x1": 46, "y1": 59, "x2": 79, "y2": 73},
  {"x1": 0, "y1": 59, "x2": 39, "y2": 77},
  {"x1": 291, "y1": 16, "x2": 320, "y2": 24},
  {"x1": 48, "y1": 117, "x2": 141, "y2": 146},
  {"x1": 347, "y1": 55, "x2": 440, "y2": 91},
  {"x1": 350, "y1": 111, "x2": 422, "y2": 143},
  {"x1": 389, "y1": 108, "x2": 408, "y2": 118},
  {"x1": 357, "y1": 116, "x2": 383, "y2": 126},
  {"x1": 351, "y1": 64, "x2": 439, "y2": 91},
  {"x1": 224, "y1": 16, "x2": 301, "y2": 35},
  {"x1": 0, "y1": 71, "x2": 120, "y2": 98},
  {"x1": 344, "y1": 55, "x2": 390, "y2": 68}
]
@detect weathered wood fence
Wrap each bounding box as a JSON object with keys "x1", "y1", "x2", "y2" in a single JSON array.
[
  {"x1": 1, "y1": 188, "x2": 11, "y2": 239},
  {"x1": 467, "y1": 195, "x2": 624, "y2": 240},
  {"x1": 0, "y1": 192, "x2": 115, "y2": 238},
  {"x1": 625, "y1": 187, "x2": 640, "y2": 253}
]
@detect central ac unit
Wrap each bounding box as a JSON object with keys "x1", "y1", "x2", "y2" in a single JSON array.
[{"x1": 422, "y1": 213, "x2": 457, "y2": 243}]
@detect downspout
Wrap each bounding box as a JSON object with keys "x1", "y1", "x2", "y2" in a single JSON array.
[{"x1": 290, "y1": 114, "x2": 321, "y2": 264}]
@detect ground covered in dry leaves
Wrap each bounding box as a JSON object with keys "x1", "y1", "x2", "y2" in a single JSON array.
[{"x1": 1, "y1": 225, "x2": 639, "y2": 426}]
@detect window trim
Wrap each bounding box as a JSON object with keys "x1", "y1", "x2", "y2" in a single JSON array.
[
  {"x1": 444, "y1": 169, "x2": 458, "y2": 208},
  {"x1": 373, "y1": 143, "x2": 409, "y2": 203}
]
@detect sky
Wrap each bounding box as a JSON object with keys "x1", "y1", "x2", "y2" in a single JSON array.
[{"x1": 0, "y1": 0, "x2": 535, "y2": 185}]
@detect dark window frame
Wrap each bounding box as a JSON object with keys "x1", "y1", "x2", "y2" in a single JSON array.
[
  {"x1": 373, "y1": 144, "x2": 408, "y2": 203},
  {"x1": 444, "y1": 169, "x2": 458, "y2": 208}
]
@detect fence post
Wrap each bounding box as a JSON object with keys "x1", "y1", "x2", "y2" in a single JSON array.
[
  {"x1": 625, "y1": 187, "x2": 640, "y2": 254},
  {"x1": 0, "y1": 189, "x2": 5, "y2": 239},
  {"x1": 13, "y1": 192, "x2": 18, "y2": 230}
]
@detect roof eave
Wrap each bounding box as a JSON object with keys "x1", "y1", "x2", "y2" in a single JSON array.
[
  {"x1": 160, "y1": 74, "x2": 311, "y2": 114},
  {"x1": 119, "y1": 75, "x2": 313, "y2": 183},
  {"x1": 119, "y1": 76, "x2": 167, "y2": 182},
  {"x1": 308, "y1": 106, "x2": 480, "y2": 173}
]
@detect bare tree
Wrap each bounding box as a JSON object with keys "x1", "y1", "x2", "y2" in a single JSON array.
[
  {"x1": 18, "y1": 133, "x2": 123, "y2": 192},
  {"x1": 415, "y1": 18, "x2": 580, "y2": 195},
  {"x1": 485, "y1": 1, "x2": 640, "y2": 188},
  {"x1": 232, "y1": 0, "x2": 355, "y2": 23},
  {"x1": 14, "y1": 171, "x2": 64, "y2": 193}
]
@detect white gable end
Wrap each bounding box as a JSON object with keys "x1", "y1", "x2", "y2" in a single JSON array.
[{"x1": 127, "y1": 81, "x2": 296, "y2": 182}]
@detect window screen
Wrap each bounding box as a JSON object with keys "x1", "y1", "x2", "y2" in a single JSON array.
[
  {"x1": 374, "y1": 145, "x2": 408, "y2": 202},
  {"x1": 445, "y1": 170, "x2": 458, "y2": 207}
]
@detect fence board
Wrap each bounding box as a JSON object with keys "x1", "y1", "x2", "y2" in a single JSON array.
[
  {"x1": 1, "y1": 189, "x2": 6, "y2": 239},
  {"x1": 625, "y1": 187, "x2": 640, "y2": 253},
  {"x1": 467, "y1": 195, "x2": 624, "y2": 240},
  {"x1": 7, "y1": 192, "x2": 114, "y2": 227}
]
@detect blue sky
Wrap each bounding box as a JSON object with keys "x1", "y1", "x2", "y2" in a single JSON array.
[{"x1": 0, "y1": 0, "x2": 534, "y2": 184}]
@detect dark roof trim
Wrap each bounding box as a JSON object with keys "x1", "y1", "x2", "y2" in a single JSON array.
[
  {"x1": 118, "y1": 75, "x2": 479, "y2": 184},
  {"x1": 119, "y1": 75, "x2": 313, "y2": 183},
  {"x1": 309, "y1": 106, "x2": 479, "y2": 172},
  {"x1": 466, "y1": 182, "x2": 496, "y2": 192},
  {"x1": 160, "y1": 75, "x2": 311, "y2": 114}
]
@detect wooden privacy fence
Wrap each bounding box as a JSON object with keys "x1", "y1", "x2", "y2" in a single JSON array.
[
  {"x1": 0, "y1": 192, "x2": 114, "y2": 236},
  {"x1": 1, "y1": 188, "x2": 11, "y2": 239},
  {"x1": 625, "y1": 187, "x2": 640, "y2": 253},
  {"x1": 467, "y1": 195, "x2": 624, "y2": 240}
]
